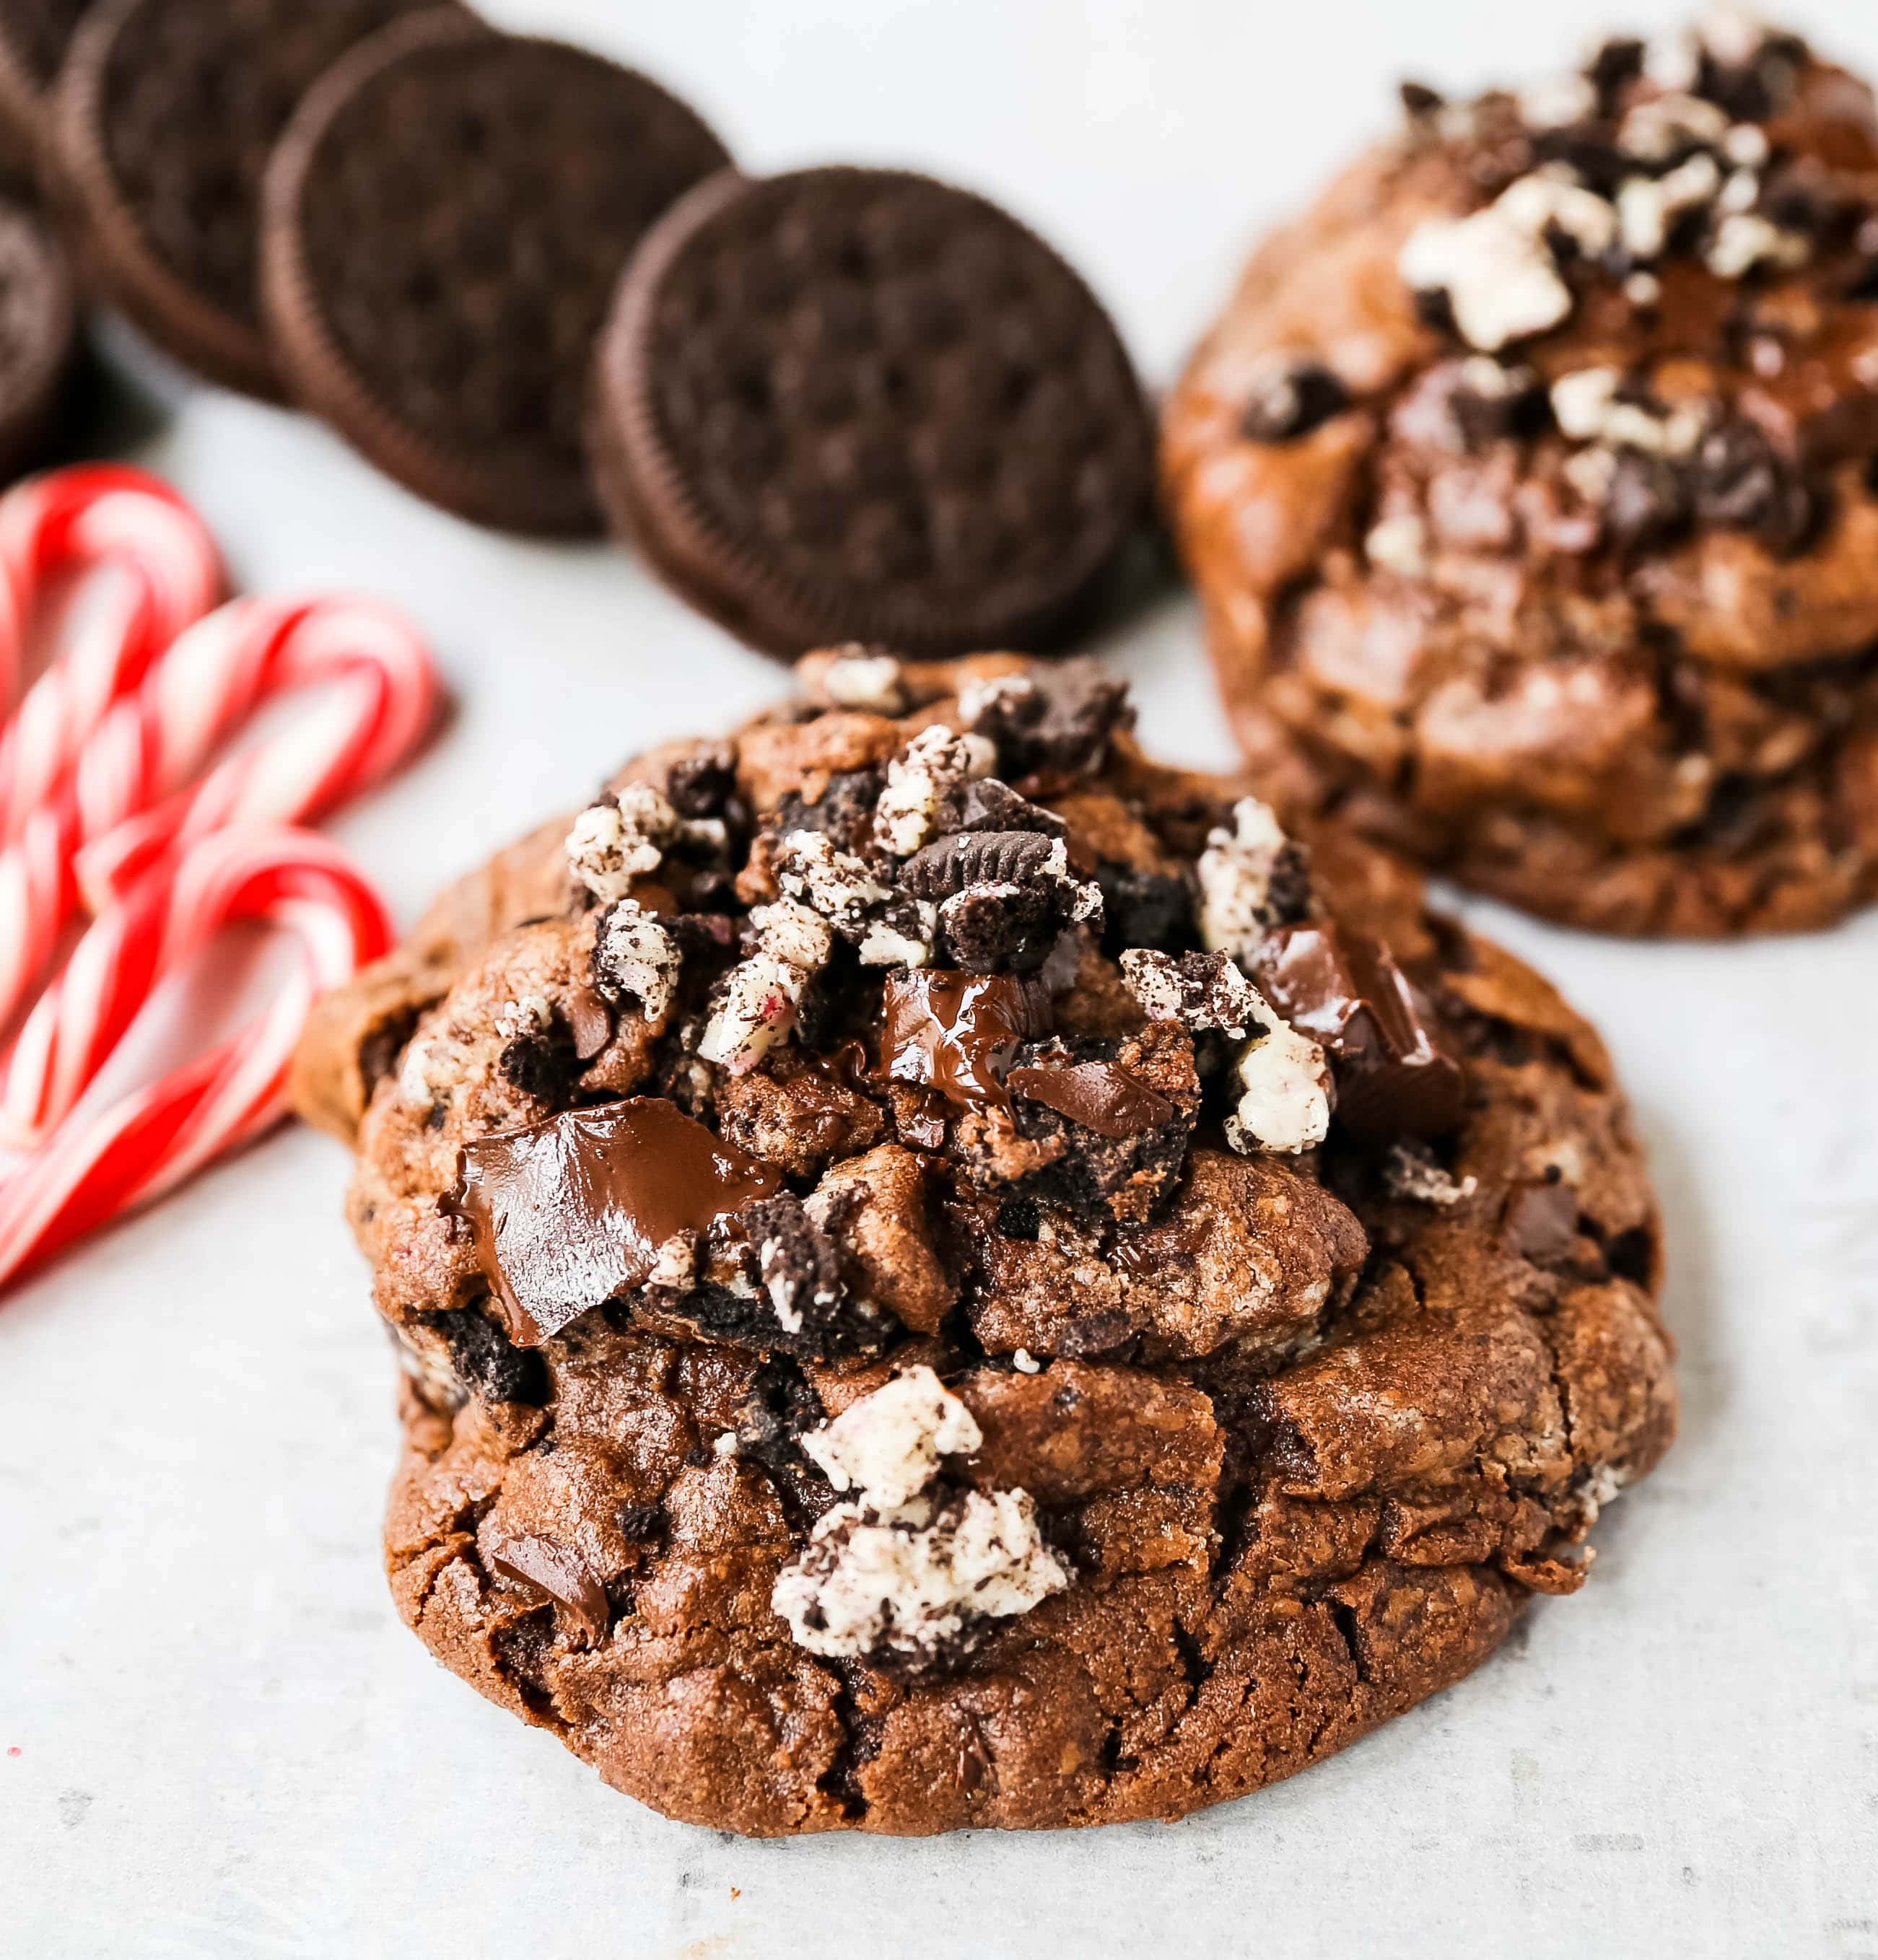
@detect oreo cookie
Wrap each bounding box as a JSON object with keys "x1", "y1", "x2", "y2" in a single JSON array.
[
  {"x1": 0, "y1": 0, "x2": 88, "y2": 177},
  {"x1": 261, "y1": 10, "x2": 730, "y2": 535},
  {"x1": 0, "y1": 194, "x2": 74, "y2": 479},
  {"x1": 53, "y1": 0, "x2": 456, "y2": 398},
  {"x1": 589, "y1": 166, "x2": 1153, "y2": 658}
]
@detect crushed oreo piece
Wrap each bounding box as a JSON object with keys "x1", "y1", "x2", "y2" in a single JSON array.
[
  {"x1": 990, "y1": 1025, "x2": 1197, "y2": 1222},
  {"x1": 1120, "y1": 948, "x2": 1265, "y2": 1037},
  {"x1": 1604, "y1": 447, "x2": 1693, "y2": 551},
  {"x1": 430, "y1": 1305, "x2": 549, "y2": 1406},
  {"x1": 1585, "y1": 36, "x2": 1644, "y2": 113},
  {"x1": 903, "y1": 829, "x2": 1063, "y2": 897},
  {"x1": 1094, "y1": 865, "x2": 1195, "y2": 955},
  {"x1": 935, "y1": 880, "x2": 1060, "y2": 974},
  {"x1": 1240, "y1": 359, "x2": 1350, "y2": 444},
  {"x1": 958, "y1": 659, "x2": 1132, "y2": 782},
  {"x1": 744, "y1": 1192, "x2": 849, "y2": 1337},
  {"x1": 770, "y1": 767, "x2": 888, "y2": 859},
  {"x1": 498, "y1": 1019, "x2": 580, "y2": 1102},
  {"x1": 1450, "y1": 358, "x2": 1552, "y2": 448},
  {"x1": 663, "y1": 741, "x2": 738, "y2": 818},
  {"x1": 995, "y1": 1195, "x2": 1041, "y2": 1240},
  {"x1": 937, "y1": 776, "x2": 1065, "y2": 838},
  {"x1": 1399, "y1": 80, "x2": 1445, "y2": 121},
  {"x1": 1691, "y1": 419, "x2": 1821, "y2": 556},
  {"x1": 665, "y1": 1277, "x2": 896, "y2": 1360}
]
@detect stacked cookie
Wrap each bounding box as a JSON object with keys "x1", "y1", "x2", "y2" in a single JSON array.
[
  {"x1": 1164, "y1": 11, "x2": 1878, "y2": 935},
  {"x1": 0, "y1": 0, "x2": 1153, "y2": 658},
  {"x1": 291, "y1": 650, "x2": 1675, "y2": 1834}
]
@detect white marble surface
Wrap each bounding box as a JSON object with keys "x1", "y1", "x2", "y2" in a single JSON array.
[{"x1": 3, "y1": 3, "x2": 1876, "y2": 1955}]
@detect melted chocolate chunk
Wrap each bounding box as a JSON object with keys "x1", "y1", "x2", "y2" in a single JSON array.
[
  {"x1": 447, "y1": 1098, "x2": 783, "y2": 1344},
  {"x1": 1257, "y1": 922, "x2": 1464, "y2": 1138},
  {"x1": 881, "y1": 970, "x2": 1052, "y2": 1108},
  {"x1": 489, "y1": 1534, "x2": 611, "y2": 1648},
  {"x1": 563, "y1": 987, "x2": 614, "y2": 1063},
  {"x1": 1501, "y1": 1174, "x2": 1581, "y2": 1263},
  {"x1": 1006, "y1": 1062, "x2": 1174, "y2": 1138},
  {"x1": 1240, "y1": 361, "x2": 1350, "y2": 444}
]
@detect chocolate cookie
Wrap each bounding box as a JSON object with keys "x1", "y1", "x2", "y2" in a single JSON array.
[
  {"x1": 295, "y1": 649, "x2": 1675, "y2": 1837},
  {"x1": 261, "y1": 10, "x2": 730, "y2": 534},
  {"x1": 0, "y1": 0, "x2": 88, "y2": 177},
  {"x1": 0, "y1": 193, "x2": 74, "y2": 478},
  {"x1": 52, "y1": 0, "x2": 458, "y2": 398},
  {"x1": 589, "y1": 167, "x2": 1153, "y2": 657},
  {"x1": 1164, "y1": 14, "x2": 1878, "y2": 936}
]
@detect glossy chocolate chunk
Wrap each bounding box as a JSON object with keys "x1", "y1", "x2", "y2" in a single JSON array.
[
  {"x1": 1006, "y1": 1062, "x2": 1173, "y2": 1138},
  {"x1": 489, "y1": 1533, "x2": 611, "y2": 1647},
  {"x1": 447, "y1": 1098, "x2": 782, "y2": 1344},
  {"x1": 564, "y1": 984, "x2": 615, "y2": 1062},
  {"x1": 1257, "y1": 922, "x2": 1464, "y2": 1137},
  {"x1": 881, "y1": 969, "x2": 1051, "y2": 1109},
  {"x1": 1500, "y1": 1174, "x2": 1581, "y2": 1262}
]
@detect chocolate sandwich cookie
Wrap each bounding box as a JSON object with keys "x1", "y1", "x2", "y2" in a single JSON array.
[
  {"x1": 589, "y1": 167, "x2": 1153, "y2": 657},
  {"x1": 0, "y1": 194, "x2": 74, "y2": 479},
  {"x1": 294, "y1": 647, "x2": 1675, "y2": 1837},
  {"x1": 0, "y1": 0, "x2": 88, "y2": 178},
  {"x1": 1163, "y1": 13, "x2": 1878, "y2": 936},
  {"x1": 261, "y1": 10, "x2": 730, "y2": 534},
  {"x1": 52, "y1": 0, "x2": 459, "y2": 398}
]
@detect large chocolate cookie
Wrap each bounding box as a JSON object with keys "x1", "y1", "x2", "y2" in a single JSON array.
[
  {"x1": 589, "y1": 167, "x2": 1153, "y2": 657},
  {"x1": 261, "y1": 10, "x2": 730, "y2": 534},
  {"x1": 52, "y1": 0, "x2": 454, "y2": 398},
  {"x1": 0, "y1": 193, "x2": 74, "y2": 478},
  {"x1": 1163, "y1": 16, "x2": 1878, "y2": 936},
  {"x1": 0, "y1": 0, "x2": 87, "y2": 175},
  {"x1": 295, "y1": 649, "x2": 1675, "y2": 1837}
]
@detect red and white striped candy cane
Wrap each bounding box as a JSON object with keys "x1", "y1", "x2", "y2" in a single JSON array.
[
  {"x1": 0, "y1": 591, "x2": 438, "y2": 1034},
  {"x1": 1, "y1": 821, "x2": 390, "y2": 1142},
  {"x1": 0, "y1": 465, "x2": 222, "y2": 835},
  {"x1": 0, "y1": 827, "x2": 393, "y2": 1292}
]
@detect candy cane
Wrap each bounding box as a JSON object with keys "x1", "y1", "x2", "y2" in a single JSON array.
[
  {"x1": 0, "y1": 828, "x2": 393, "y2": 1292},
  {"x1": 0, "y1": 465, "x2": 222, "y2": 835},
  {"x1": 0, "y1": 823, "x2": 390, "y2": 1142},
  {"x1": 0, "y1": 592, "x2": 439, "y2": 1035}
]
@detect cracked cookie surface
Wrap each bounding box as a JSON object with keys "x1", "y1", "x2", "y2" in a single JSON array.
[
  {"x1": 297, "y1": 648, "x2": 1675, "y2": 1834},
  {"x1": 1163, "y1": 11, "x2": 1878, "y2": 935}
]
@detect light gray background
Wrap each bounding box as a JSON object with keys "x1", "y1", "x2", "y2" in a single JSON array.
[{"x1": 2, "y1": 3, "x2": 1875, "y2": 1955}]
